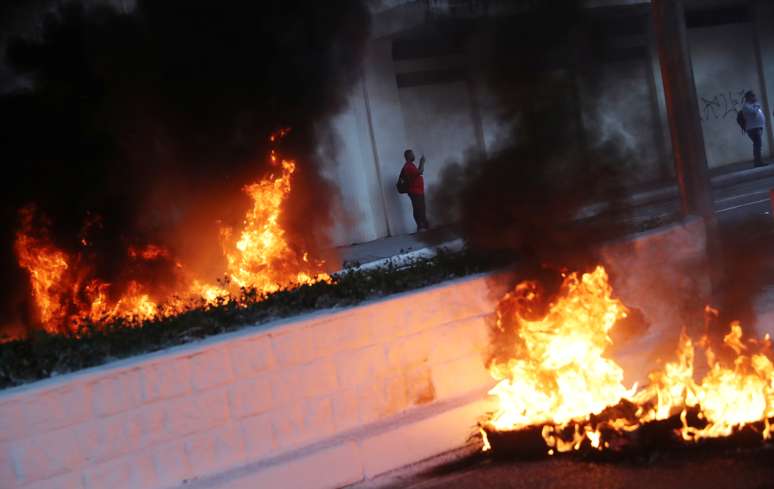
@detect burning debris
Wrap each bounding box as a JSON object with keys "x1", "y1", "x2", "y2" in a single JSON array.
[{"x1": 481, "y1": 267, "x2": 774, "y2": 457}]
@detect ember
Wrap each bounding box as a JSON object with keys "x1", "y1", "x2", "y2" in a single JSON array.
[
  {"x1": 14, "y1": 130, "x2": 329, "y2": 334},
  {"x1": 482, "y1": 267, "x2": 774, "y2": 456}
]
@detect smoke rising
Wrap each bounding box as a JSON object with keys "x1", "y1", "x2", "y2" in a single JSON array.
[
  {"x1": 429, "y1": 0, "x2": 638, "y2": 270},
  {"x1": 421, "y1": 2, "x2": 694, "y2": 372},
  {"x1": 0, "y1": 0, "x2": 370, "y2": 334}
]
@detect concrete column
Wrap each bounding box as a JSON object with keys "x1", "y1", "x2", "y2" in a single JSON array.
[
  {"x1": 651, "y1": 0, "x2": 714, "y2": 219},
  {"x1": 646, "y1": 9, "x2": 675, "y2": 182},
  {"x1": 362, "y1": 38, "x2": 413, "y2": 236},
  {"x1": 753, "y1": 0, "x2": 774, "y2": 158},
  {"x1": 323, "y1": 81, "x2": 388, "y2": 246}
]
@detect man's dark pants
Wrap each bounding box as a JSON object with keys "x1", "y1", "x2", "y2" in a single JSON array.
[
  {"x1": 747, "y1": 127, "x2": 764, "y2": 166},
  {"x1": 408, "y1": 193, "x2": 429, "y2": 231}
]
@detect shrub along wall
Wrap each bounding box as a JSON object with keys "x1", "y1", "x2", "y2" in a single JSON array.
[{"x1": 0, "y1": 249, "x2": 506, "y2": 390}]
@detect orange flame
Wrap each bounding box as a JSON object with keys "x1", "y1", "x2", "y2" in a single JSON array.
[
  {"x1": 485, "y1": 266, "x2": 774, "y2": 453},
  {"x1": 221, "y1": 152, "x2": 329, "y2": 294},
  {"x1": 128, "y1": 244, "x2": 170, "y2": 260},
  {"x1": 14, "y1": 210, "x2": 70, "y2": 332},
  {"x1": 487, "y1": 267, "x2": 636, "y2": 452},
  {"x1": 13, "y1": 211, "x2": 160, "y2": 332},
  {"x1": 13, "y1": 129, "x2": 329, "y2": 334},
  {"x1": 633, "y1": 321, "x2": 774, "y2": 442}
]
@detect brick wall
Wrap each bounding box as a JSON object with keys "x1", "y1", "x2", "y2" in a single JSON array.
[{"x1": 0, "y1": 272, "x2": 508, "y2": 489}]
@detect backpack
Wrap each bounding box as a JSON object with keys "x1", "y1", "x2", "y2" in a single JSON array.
[
  {"x1": 396, "y1": 170, "x2": 409, "y2": 194},
  {"x1": 737, "y1": 110, "x2": 747, "y2": 132}
]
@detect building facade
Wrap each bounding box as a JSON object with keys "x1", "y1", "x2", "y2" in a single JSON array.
[{"x1": 324, "y1": 0, "x2": 774, "y2": 246}]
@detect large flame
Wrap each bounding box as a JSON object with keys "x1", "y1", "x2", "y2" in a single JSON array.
[
  {"x1": 13, "y1": 209, "x2": 160, "y2": 333},
  {"x1": 14, "y1": 212, "x2": 73, "y2": 333},
  {"x1": 13, "y1": 130, "x2": 329, "y2": 334},
  {"x1": 485, "y1": 266, "x2": 774, "y2": 453},
  {"x1": 633, "y1": 320, "x2": 774, "y2": 442},
  {"x1": 221, "y1": 149, "x2": 328, "y2": 294},
  {"x1": 487, "y1": 268, "x2": 633, "y2": 430}
]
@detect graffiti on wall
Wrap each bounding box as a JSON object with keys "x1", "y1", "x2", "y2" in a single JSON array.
[{"x1": 700, "y1": 89, "x2": 749, "y2": 121}]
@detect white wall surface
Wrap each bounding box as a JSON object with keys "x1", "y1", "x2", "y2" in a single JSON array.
[
  {"x1": 0, "y1": 273, "x2": 504, "y2": 489},
  {"x1": 323, "y1": 83, "x2": 389, "y2": 247},
  {"x1": 399, "y1": 80, "x2": 480, "y2": 227},
  {"x1": 362, "y1": 38, "x2": 414, "y2": 237},
  {"x1": 754, "y1": 0, "x2": 774, "y2": 158},
  {"x1": 583, "y1": 59, "x2": 668, "y2": 183},
  {"x1": 690, "y1": 22, "x2": 766, "y2": 167}
]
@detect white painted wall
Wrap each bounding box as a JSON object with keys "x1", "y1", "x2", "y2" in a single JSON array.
[
  {"x1": 582, "y1": 59, "x2": 668, "y2": 183},
  {"x1": 754, "y1": 0, "x2": 774, "y2": 159},
  {"x1": 323, "y1": 83, "x2": 389, "y2": 246},
  {"x1": 689, "y1": 22, "x2": 765, "y2": 168},
  {"x1": 362, "y1": 38, "x2": 414, "y2": 237},
  {"x1": 0, "y1": 274, "x2": 503, "y2": 489},
  {"x1": 399, "y1": 80, "x2": 480, "y2": 227}
]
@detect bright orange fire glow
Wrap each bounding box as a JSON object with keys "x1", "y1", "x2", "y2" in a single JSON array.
[
  {"x1": 633, "y1": 320, "x2": 774, "y2": 442},
  {"x1": 14, "y1": 129, "x2": 329, "y2": 334},
  {"x1": 485, "y1": 266, "x2": 774, "y2": 453},
  {"x1": 13, "y1": 213, "x2": 161, "y2": 333},
  {"x1": 128, "y1": 244, "x2": 170, "y2": 260},
  {"x1": 221, "y1": 151, "x2": 329, "y2": 294},
  {"x1": 14, "y1": 211, "x2": 70, "y2": 333}
]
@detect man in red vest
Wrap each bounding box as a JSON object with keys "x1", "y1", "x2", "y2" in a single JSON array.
[{"x1": 401, "y1": 149, "x2": 429, "y2": 232}]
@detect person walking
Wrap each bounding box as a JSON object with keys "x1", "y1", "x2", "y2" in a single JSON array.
[
  {"x1": 398, "y1": 149, "x2": 430, "y2": 232},
  {"x1": 740, "y1": 90, "x2": 766, "y2": 167}
]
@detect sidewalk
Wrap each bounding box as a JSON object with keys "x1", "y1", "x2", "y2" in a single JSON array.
[
  {"x1": 337, "y1": 226, "x2": 461, "y2": 269},
  {"x1": 333, "y1": 160, "x2": 774, "y2": 272}
]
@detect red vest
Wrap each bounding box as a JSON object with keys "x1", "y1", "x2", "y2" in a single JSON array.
[{"x1": 401, "y1": 162, "x2": 424, "y2": 195}]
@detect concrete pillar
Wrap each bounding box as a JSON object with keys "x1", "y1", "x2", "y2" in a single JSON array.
[
  {"x1": 652, "y1": 0, "x2": 722, "y2": 304},
  {"x1": 651, "y1": 0, "x2": 714, "y2": 219},
  {"x1": 362, "y1": 38, "x2": 413, "y2": 236},
  {"x1": 646, "y1": 9, "x2": 675, "y2": 182},
  {"x1": 753, "y1": 0, "x2": 774, "y2": 158},
  {"x1": 323, "y1": 82, "x2": 388, "y2": 246}
]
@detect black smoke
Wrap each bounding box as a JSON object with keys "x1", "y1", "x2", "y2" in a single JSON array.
[
  {"x1": 421, "y1": 2, "x2": 654, "y2": 364},
  {"x1": 429, "y1": 1, "x2": 638, "y2": 271},
  {"x1": 0, "y1": 0, "x2": 370, "y2": 334}
]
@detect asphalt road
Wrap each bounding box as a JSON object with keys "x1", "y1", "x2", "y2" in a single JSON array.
[{"x1": 401, "y1": 448, "x2": 774, "y2": 489}]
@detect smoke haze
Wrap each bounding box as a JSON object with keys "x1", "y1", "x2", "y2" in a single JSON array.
[
  {"x1": 429, "y1": 0, "x2": 637, "y2": 270},
  {"x1": 0, "y1": 0, "x2": 370, "y2": 333}
]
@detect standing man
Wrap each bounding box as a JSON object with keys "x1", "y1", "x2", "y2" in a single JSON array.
[
  {"x1": 401, "y1": 149, "x2": 429, "y2": 232},
  {"x1": 741, "y1": 90, "x2": 766, "y2": 167}
]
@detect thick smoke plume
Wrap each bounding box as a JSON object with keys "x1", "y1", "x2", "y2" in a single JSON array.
[
  {"x1": 0, "y1": 0, "x2": 370, "y2": 334},
  {"x1": 430, "y1": 0, "x2": 636, "y2": 272},
  {"x1": 425, "y1": 1, "x2": 675, "y2": 369}
]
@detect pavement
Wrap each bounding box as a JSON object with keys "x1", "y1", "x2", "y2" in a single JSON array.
[
  {"x1": 711, "y1": 163, "x2": 774, "y2": 222},
  {"x1": 397, "y1": 448, "x2": 774, "y2": 489},
  {"x1": 337, "y1": 225, "x2": 461, "y2": 268}
]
